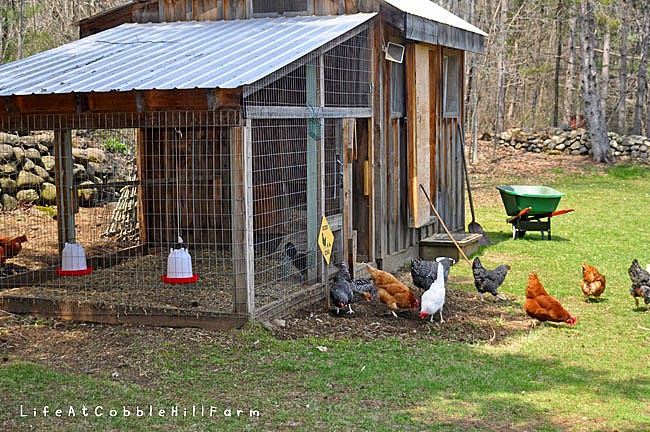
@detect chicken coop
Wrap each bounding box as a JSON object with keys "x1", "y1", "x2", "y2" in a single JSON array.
[{"x1": 0, "y1": 0, "x2": 486, "y2": 329}]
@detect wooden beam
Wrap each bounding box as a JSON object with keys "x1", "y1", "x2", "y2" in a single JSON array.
[
  {"x1": 244, "y1": 106, "x2": 372, "y2": 119},
  {"x1": 372, "y1": 21, "x2": 387, "y2": 260},
  {"x1": 255, "y1": 284, "x2": 325, "y2": 322},
  {"x1": 342, "y1": 118, "x2": 355, "y2": 268},
  {"x1": 0, "y1": 89, "x2": 241, "y2": 119},
  {"x1": 0, "y1": 295, "x2": 247, "y2": 330},
  {"x1": 230, "y1": 124, "x2": 255, "y2": 317},
  {"x1": 54, "y1": 130, "x2": 76, "y2": 254},
  {"x1": 306, "y1": 60, "x2": 320, "y2": 283}
]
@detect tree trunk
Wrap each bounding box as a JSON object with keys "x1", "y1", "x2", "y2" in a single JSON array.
[
  {"x1": 617, "y1": 7, "x2": 628, "y2": 134},
  {"x1": 553, "y1": 0, "x2": 563, "y2": 128},
  {"x1": 492, "y1": 0, "x2": 508, "y2": 158},
  {"x1": 633, "y1": 13, "x2": 649, "y2": 135},
  {"x1": 579, "y1": 0, "x2": 610, "y2": 163},
  {"x1": 564, "y1": 15, "x2": 578, "y2": 128},
  {"x1": 465, "y1": 0, "x2": 480, "y2": 164},
  {"x1": 601, "y1": 22, "x2": 610, "y2": 125}
]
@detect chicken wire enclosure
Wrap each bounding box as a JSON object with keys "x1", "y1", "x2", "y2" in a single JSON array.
[
  {"x1": 0, "y1": 111, "x2": 279, "y2": 324},
  {"x1": 250, "y1": 118, "x2": 344, "y2": 299},
  {"x1": 244, "y1": 27, "x2": 372, "y2": 313}
]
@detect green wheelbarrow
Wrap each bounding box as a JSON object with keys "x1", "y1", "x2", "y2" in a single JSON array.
[{"x1": 496, "y1": 185, "x2": 575, "y2": 240}]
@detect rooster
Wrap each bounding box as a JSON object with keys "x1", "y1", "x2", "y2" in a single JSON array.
[
  {"x1": 365, "y1": 263, "x2": 418, "y2": 317},
  {"x1": 628, "y1": 259, "x2": 650, "y2": 309},
  {"x1": 410, "y1": 257, "x2": 455, "y2": 291},
  {"x1": 419, "y1": 262, "x2": 446, "y2": 323},
  {"x1": 0, "y1": 234, "x2": 28, "y2": 274},
  {"x1": 524, "y1": 272, "x2": 577, "y2": 326},
  {"x1": 330, "y1": 262, "x2": 355, "y2": 314},
  {"x1": 580, "y1": 262, "x2": 606, "y2": 301},
  {"x1": 472, "y1": 257, "x2": 509, "y2": 301}
]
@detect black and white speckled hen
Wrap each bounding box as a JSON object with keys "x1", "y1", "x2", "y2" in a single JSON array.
[
  {"x1": 351, "y1": 276, "x2": 377, "y2": 302},
  {"x1": 472, "y1": 257, "x2": 510, "y2": 301},
  {"x1": 628, "y1": 259, "x2": 650, "y2": 309},
  {"x1": 410, "y1": 257, "x2": 455, "y2": 291}
]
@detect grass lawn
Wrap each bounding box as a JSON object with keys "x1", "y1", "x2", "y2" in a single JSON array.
[{"x1": 1, "y1": 163, "x2": 650, "y2": 431}]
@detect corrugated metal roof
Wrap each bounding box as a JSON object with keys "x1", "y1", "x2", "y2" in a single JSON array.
[
  {"x1": 385, "y1": 0, "x2": 487, "y2": 37},
  {"x1": 0, "y1": 13, "x2": 375, "y2": 96}
]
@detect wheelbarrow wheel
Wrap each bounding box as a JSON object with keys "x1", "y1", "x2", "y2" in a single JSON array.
[{"x1": 512, "y1": 225, "x2": 526, "y2": 239}]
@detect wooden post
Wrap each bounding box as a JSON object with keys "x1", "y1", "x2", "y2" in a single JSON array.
[
  {"x1": 342, "y1": 118, "x2": 355, "y2": 269},
  {"x1": 135, "y1": 128, "x2": 147, "y2": 245},
  {"x1": 230, "y1": 123, "x2": 255, "y2": 317},
  {"x1": 54, "y1": 130, "x2": 75, "y2": 254},
  {"x1": 306, "y1": 60, "x2": 319, "y2": 282}
]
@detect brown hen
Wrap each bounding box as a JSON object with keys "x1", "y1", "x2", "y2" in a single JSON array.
[
  {"x1": 0, "y1": 234, "x2": 28, "y2": 273},
  {"x1": 581, "y1": 263, "x2": 606, "y2": 301},
  {"x1": 525, "y1": 272, "x2": 577, "y2": 326},
  {"x1": 365, "y1": 264, "x2": 418, "y2": 317}
]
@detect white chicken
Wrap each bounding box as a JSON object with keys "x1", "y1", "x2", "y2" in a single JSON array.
[{"x1": 419, "y1": 261, "x2": 446, "y2": 323}]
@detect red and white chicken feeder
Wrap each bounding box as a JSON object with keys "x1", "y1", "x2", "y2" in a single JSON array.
[
  {"x1": 57, "y1": 242, "x2": 92, "y2": 276},
  {"x1": 161, "y1": 237, "x2": 198, "y2": 284}
]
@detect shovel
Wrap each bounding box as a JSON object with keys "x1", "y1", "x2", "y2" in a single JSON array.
[
  {"x1": 419, "y1": 184, "x2": 472, "y2": 266},
  {"x1": 457, "y1": 123, "x2": 491, "y2": 245}
]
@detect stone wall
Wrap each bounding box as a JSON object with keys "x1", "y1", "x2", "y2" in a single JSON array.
[
  {"x1": 0, "y1": 131, "x2": 130, "y2": 211},
  {"x1": 497, "y1": 128, "x2": 650, "y2": 161}
]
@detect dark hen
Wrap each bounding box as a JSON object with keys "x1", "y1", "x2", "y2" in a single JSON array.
[
  {"x1": 284, "y1": 242, "x2": 307, "y2": 279},
  {"x1": 472, "y1": 257, "x2": 510, "y2": 301},
  {"x1": 628, "y1": 259, "x2": 650, "y2": 309},
  {"x1": 330, "y1": 262, "x2": 354, "y2": 314},
  {"x1": 410, "y1": 257, "x2": 455, "y2": 291}
]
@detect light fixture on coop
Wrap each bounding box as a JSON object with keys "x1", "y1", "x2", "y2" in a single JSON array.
[
  {"x1": 161, "y1": 129, "x2": 198, "y2": 284},
  {"x1": 57, "y1": 241, "x2": 92, "y2": 276}
]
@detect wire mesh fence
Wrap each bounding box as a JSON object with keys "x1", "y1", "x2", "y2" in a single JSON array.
[
  {"x1": 0, "y1": 112, "x2": 248, "y2": 317},
  {"x1": 0, "y1": 111, "x2": 347, "y2": 319}
]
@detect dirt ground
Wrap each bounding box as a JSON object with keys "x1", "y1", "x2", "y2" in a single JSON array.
[{"x1": 0, "y1": 140, "x2": 609, "y2": 385}]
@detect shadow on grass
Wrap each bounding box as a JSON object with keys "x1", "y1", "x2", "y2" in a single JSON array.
[{"x1": 406, "y1": 344, "x2": 650, "y2": 432}]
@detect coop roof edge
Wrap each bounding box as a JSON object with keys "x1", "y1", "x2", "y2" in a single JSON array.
[
  {"x1": 0, "y1": 13, "x2": 376, "y2": 97},
  {"x1": 384, "y1": 0, "x2": 486, "y2": 54}
]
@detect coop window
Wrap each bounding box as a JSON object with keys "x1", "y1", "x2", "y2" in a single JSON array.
[
  {"x1": 253, "y1": 0, "x2": 308, "y2": 15},
  {"x1": 443, "y1": 52, "x2": 461, "y2": 118}
]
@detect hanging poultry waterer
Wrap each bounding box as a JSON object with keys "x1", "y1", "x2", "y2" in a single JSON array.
[
  {"x1": 57, "y1": 242, "x2": 92, "y2": 276},
  {"x1": 161, "y1": 246, "x2": 198, "y2": 284}
]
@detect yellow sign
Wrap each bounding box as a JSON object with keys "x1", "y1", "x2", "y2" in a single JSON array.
[{"x1": 318, "y1": 216, "x2": 334, "y2": 264}]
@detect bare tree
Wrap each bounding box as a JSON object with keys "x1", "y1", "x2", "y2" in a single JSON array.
[
  {"x1": 552, "y1": 0, "x2": 563, "y2": 128},
  {"x1": 633, "y1": 11, "x2": 650, "y2": 136},
  {"x1": 601, "y1": 14, "x2": 611, "y2": 124},
  {"x1": 564, "y1": 13, "x2": 578, "y2": 128},
  {"x1": 579, "y1": 0, "x2": 610, "y2": 163},
  {"x1": 492, "y1": 0, "x2": 508, "y2": 156},
  {"x1": 616, "y1": 6, "x2": 628, "y2": 134}
]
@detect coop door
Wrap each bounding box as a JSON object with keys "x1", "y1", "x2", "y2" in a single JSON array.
[{"x1": 406, "y1": 43, "x2": 439, "y2": 228}]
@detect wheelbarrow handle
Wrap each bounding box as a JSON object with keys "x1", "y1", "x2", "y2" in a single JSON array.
[
  {"x1": 534, "y1": 208, "x2": 575, "y2": 218},
  {"x1": 548, "y1": 208, "x2": 575, "y2": 217},
  {"x1": 507, "y1": 207, "x2": 532, "y2": 223}
]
